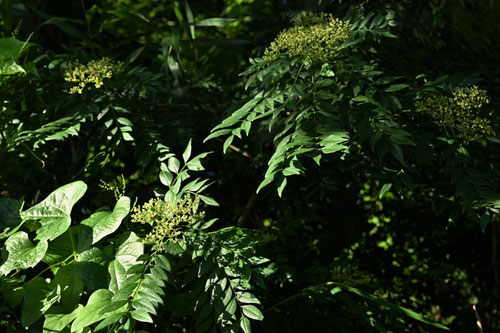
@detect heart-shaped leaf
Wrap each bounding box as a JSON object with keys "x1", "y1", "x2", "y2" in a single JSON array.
[
  {"x1": 22, "y1": 277, "x2": 61, "y2": 327},
  {"x1": 78, "y1": 196, "x2": 130, "y2": 251},
  {"x1": 52, "y1": 265, "x2": 84, "y2": 310},
  {"x1": 76, "y1": 247, "x2": 109, "y2": 290},
  {"x1": 21, "y1": 181, "x2": 87, "y2": 241},
  {"x1": 0, "y1": 231, "x2": 48, "y2": 276}
]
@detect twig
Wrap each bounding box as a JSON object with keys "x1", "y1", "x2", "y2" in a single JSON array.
[
  {"x1": 227, "y1": 143, "x2": 251, "y2": 158},
  {"x1": 473, "y1": 304, "x2": 485, "y2": 333},
  {"x1": 21, "y1": 143, "x2": 45, "y2": 167},
  {"x1": 215, "y1": 138, "x2": 251, "y2": 159},
  {"x1": 236, "y1": 190, "x2": 257, "y2": 227}
]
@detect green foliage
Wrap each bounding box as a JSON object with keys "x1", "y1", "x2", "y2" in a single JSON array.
[
  {"x1": 0, "y1": 147, "x2": 265, "y2": 332},
  {"x1": 415, "y1": 86, "x2": 493, "y2": 144},
  {"x1": 0, "y1": 36, "x2": 36, "y2": 75},
  {"x1": 1, "y1": 1, "x2": 499, "y2": 332}
]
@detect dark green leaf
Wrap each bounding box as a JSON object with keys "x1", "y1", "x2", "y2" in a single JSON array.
[
  {"x1": 384, "y1": 84, "x2": 409, "y2": 92},
  {"x1": 22, "y1": 277, "x2": 60, "y2": 327}
]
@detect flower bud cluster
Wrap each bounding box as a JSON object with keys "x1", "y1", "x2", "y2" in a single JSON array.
[
  {"x1": 64, "y1": 57, "x2": 123, "y2": 94},
  {"x1": 131, "y1": 196, "x2": 203, "y2": 249},
  {"x1": 415, "y1": 86, "x2": 493, "y2": 144},
  {"x1": 264, "y1": 12, "x2": 351, "y2": 62}
]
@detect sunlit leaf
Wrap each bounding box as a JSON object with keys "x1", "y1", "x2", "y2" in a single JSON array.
[
  {"x1": 0, "y1": 232, "x2": 48, "y2": 276},
  {"x1": 241, "y1": 305, "x2": 264, "y2": 321},
  {"x1": 78, "y1": 196, "x2": 130, "y2": 251},
  {"x1": 108, "y1": 232, "x2": 144, "y2": 293},
  {"x1": 21, "y1": 181, "x2": 87, "y2": 241},
  {"x1": 71, "y1": 289, "x2": 113, "y2": 332}
]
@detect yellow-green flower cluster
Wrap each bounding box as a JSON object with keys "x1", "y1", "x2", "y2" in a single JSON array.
[
  {"x1": 64, "y1": 57, "x2": 123, "y2": 94},
  {"x1": 99, "y1": 175, "x2": 126, "y2": 201},
  {"x1": 264, "y1": 12, "x2": 351, "y2": 62},
  {"x1": 415, "y1": 86, "x2": 493, "y2": 144},
  {"x1": 131, "y1": 196, "x2": 203, "y2": 249}
]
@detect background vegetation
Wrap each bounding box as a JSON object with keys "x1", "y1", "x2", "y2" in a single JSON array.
[{"x1": 0, "y1": 0, "x2": 499, "y2": 332}]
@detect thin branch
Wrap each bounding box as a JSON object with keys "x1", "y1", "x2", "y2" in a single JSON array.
[
  {"x1": 236, "y1": 190, "x2": 257, "y2": 227},
  {"x1": 215, "y1": 138, "x2": 251, "y2": 159},
  {"x1": 473, "y1": 305, "x2": 485, "y2": 333}
]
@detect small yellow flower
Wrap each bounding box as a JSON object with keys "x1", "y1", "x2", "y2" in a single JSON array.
[
  {"x1": 131, "y1": 196, "x2": 203, "y2": 249},
  {"x1": 265, "y1": 12, "x2": 351, "y2": 62},
  {"x1": 64, "y1": 57, "x2": 123, "y2": 94},
  {"x1": 415, "y1": 86, "x2": 493, "y2": 144}
]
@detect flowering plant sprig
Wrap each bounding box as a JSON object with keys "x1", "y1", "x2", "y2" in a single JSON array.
[
  {"x1": 264, "y1": 12, "x2": 351, "y2": 62},
  {"x1": 64, "y1": 57, "x2": 123, "y2": 94},
  {"x1": 415, "y1": 86, "x2": 493, "y2": 144},
  {"x1": 131, "y1": 195, "x2": 204, "y2": 249}
]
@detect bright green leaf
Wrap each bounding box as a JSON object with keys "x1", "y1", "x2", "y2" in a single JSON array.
[
  {"x1": 183, "y1": 139, "x2": 193, "y2": 162},
  {"x1": 168, "y1": 157, "x2": 181, "y2": 174},
  {"x1": 79, "y1": 196, "x2": 130, "y2": 251},
  {"x1": 43, "y1": 305, "x2": 83, "y2": 332},
  {"x1": 199, "y1": 195, "x2": 219, "y2": 206},
  {"x1": 379, "y1": 183, "x2": 393, "y2": 198},
  {"x1": 108, "y1": 232, "x2": 144, "y2": 293},
  {"x1": 116, "y1": 117, "x2": 132, "y2": 126},
  {"x1": 159, "y1": 171, "x2": 174, "y2": 187},
  {"x1": 241, "y1": 305, "x2": 264, "y2": 321},
  {"x1": 21, "y1": 181, "x2": 87, "y2": 241},
  {"x1": 223, "y1": 135, "x2": 234, "y2": 154},
  {"x1": 240, "y1": 316, "x2": 252, "y2": 333},
  {"x1": 70, "y1": 289, "x2": 113, "y2": 332},
  {"x1": 122, "y1": 132, "x2": 134, "y2": 141},
  {"x1": 0, "y1": 232, "x2": 48, "y2": 276},
  {"x1": 193, "y1": 18, "x2": 236, "y2": 27}
]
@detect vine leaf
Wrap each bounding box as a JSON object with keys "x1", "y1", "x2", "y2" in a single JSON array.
[
  {"x1": 108, "y1": 232, "x2": 144, "y2": 293},
  {"x1": 0, "y1": 198, "x2": 22, "y2": 239},
  {"x1": 52, "y1": 265, "x2": 84, "y2": 310},
  {"x1": 0, "y1": 37, "x2": 36, "y2": 75},
  {"x1": 43, "y1": 305, "x2": 83, "y2": 332},
  {"x1": 21, "y1": 181, "x2": 87, "y2": 241},
  {"x1": 43, "y1": 227, "x2": 77, "y2": 266},
  {"x1": 21, "y1": 277, "x2": 61, "y2": 327},
  {"x1": 75, "y1": 247, "x2": 109, "y2": 290},
  {"x1": 0, "y1": 231, "x2": 48, "y2": 276},
  {"x1": 78, "y1": 196, "x2": 130, "y2": 251}
]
